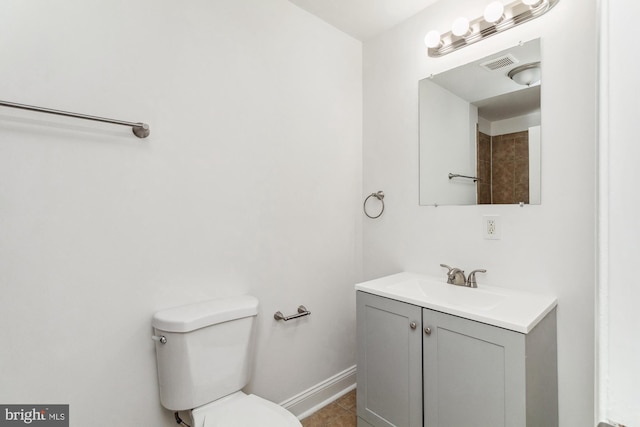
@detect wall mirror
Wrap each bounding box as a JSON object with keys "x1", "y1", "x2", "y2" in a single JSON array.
[{"x1": 419, "y1": 38, "x2": 541, "y2": 206}]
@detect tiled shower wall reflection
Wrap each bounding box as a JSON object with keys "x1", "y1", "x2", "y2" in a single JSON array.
[
  {"x1": 477, "y1": 130, "x2": 530, "y2": 204},
  {"x1": 477, "y1": 131, "x2": 492, "y2": 204}
]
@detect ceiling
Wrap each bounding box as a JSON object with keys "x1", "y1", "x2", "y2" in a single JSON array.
[
  {"x1": 288, "y1": 0, "x2": 440, "y2": 41},
  {"x1": 429, "y1": 40, "x2": 541, "y2": 121}
]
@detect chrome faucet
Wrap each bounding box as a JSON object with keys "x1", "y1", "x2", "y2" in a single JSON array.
[
  {"x1": 441, "y1": 264, "x2": 487, "y2": 287},
  {"x1": 440, "y1": 264, "x2": 466, "y2": 286}
]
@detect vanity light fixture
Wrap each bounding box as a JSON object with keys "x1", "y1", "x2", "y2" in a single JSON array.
[
  {"x1": 424, "y1": 30, "x2": 443, "y2": 49},
  {"x1": 451, "y1": 17, "x2": 472, "y2": 37},
  {"x1": 484, "y1": 1, "x2": 505, "y2": 24},
  {"x1": 425, "y1": 0, "x2": 558, "y2": 57}
]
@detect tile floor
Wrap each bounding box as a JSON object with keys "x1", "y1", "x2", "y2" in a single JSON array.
[{"x1": 300, "y1": 389, "x2": 357, "y2": 427}]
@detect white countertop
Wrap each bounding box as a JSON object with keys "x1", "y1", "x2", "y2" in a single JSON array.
[{"x1": 355, "y1": 272, "x2": 557, "y2": 334}]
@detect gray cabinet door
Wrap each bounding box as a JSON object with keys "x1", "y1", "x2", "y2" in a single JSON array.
[
  {"x1": 356, "y1": 291, "x2": 423, "y2": 427},
  {"x1": 422, "y1": 308, "x2": 526, "y2": 427}
]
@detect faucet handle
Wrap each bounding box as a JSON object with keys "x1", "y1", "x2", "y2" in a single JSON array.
[
  {"x1": 440, "y1": 264, "x2": 453, "y2": 272},
  {"x1": 466, "y1": 269, "x2": 487, "y2": 288},
  {"x1": 440, "y1": 264, "x2": 455, "y2": 284},
  {"x1": 441, "y1": 264, "x2": 467, "y2": 285}
]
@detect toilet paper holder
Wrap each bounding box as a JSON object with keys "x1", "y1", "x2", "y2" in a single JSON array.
[{"x1": 274, "y1": 305, "x2": 311, "y2": 321}]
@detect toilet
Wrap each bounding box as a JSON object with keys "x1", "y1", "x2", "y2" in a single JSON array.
[{"x1": 152, "y1": 295, "x2": 302, "y2": 427}]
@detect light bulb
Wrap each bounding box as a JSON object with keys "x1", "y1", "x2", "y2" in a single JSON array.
[
  {"x1": 451, "y1": 17, "x2": 471, "y2": 37},
  {"x1": 522, "y1": 0, "x2": 544, "y2": 6},
  {"x1": 484, "y1": 1, "x2": 505, "y2": 23},
  {"x1": 424, "y1": 30, "x2": 442, "y2": 49}
]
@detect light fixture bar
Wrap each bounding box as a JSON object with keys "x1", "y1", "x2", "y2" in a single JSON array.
[{"x1": 427, "y1": 0, "x2": 558, "y2": 57}]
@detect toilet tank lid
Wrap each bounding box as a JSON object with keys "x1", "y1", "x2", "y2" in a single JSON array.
[{"x1": 152, "y1": 295, "x2": 259, "y2": 333}]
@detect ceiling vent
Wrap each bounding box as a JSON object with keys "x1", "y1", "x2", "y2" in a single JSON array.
[{"x1": 480, "y1": 54, "x2": 519, "y2": 71}]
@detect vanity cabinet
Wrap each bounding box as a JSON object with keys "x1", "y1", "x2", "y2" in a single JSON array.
[
  {"x1": 356, "y1": 291, "x2": 558, "y2": 427},
  {"x1": 356, "y1": 291, "x2": 423, "y2": 427}
]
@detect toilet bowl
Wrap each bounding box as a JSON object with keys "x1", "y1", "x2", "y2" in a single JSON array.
[
  {"x1": 191, "y1": 392, "x2": 300, "y2": 427},
  {"x1": 151, "y1": 296, "x2": 302, "y2": 427}
]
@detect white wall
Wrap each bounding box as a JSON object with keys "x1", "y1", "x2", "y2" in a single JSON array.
[
  {"x1": 489, "y1": 111, "x2": 541, "y2": 135},
  {"x1": 419, "y1": 79, "x2": 477, "y2": 205},
  {"x1": 529, "y1": 126, "x2": 542, "y2": 205},
  {"x1": 599, "y1": 0, "x2": 640, "y2": 424},
  {"x1": 363, "y1": 0, "x2": 596, "y2": 426},
  {"x1": 0, "y1": 1, "x2": 362, "y2": 426}
]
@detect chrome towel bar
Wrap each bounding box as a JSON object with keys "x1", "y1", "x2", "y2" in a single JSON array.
[
  {"x1": 274, "y1": 305, "x2": 311, "y2": 321},
  {"x1": 0, "y1": 100, "x2": 150, "y2": 138},
  {"x1": 448, "y1": 173, "x2": 480, "y2": 182}
]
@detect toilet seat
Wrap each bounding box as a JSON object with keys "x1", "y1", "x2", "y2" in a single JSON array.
[{"x1": 192, "y1": 392, "x2": 302, "y2": 427}]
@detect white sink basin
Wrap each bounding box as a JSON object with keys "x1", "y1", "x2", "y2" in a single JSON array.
[
  {"x1": 355, "y1": 272, "x2": 557, "y2": 333},
  {"x1": 388, "y1": 279, "x2": 506, "y2": 310}
]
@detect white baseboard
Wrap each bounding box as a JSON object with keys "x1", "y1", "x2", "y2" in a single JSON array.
[{"x1": 279, "y1": 365, "x2": 357, "y2": 420}]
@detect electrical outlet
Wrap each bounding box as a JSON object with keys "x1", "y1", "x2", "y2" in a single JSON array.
[{"x1": 483, "y1": 215, "x2": 501, "y2": 240}]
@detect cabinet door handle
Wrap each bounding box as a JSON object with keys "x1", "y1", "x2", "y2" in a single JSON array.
[
  {"x1": 424, "y1": 327, "x2": 432, "y2": 335},
  {"x1": 410, "y1": 321, "x2": 417, "y2": 329}
]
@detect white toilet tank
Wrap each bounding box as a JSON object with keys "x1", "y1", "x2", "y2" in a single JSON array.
[{"x1": 152, "y1": 296, "x2": 259, "y2": 411}]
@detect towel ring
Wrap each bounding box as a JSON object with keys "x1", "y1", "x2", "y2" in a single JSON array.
[{"x1": 364, "y1": 191, "x2": 385, "y2": 219}]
